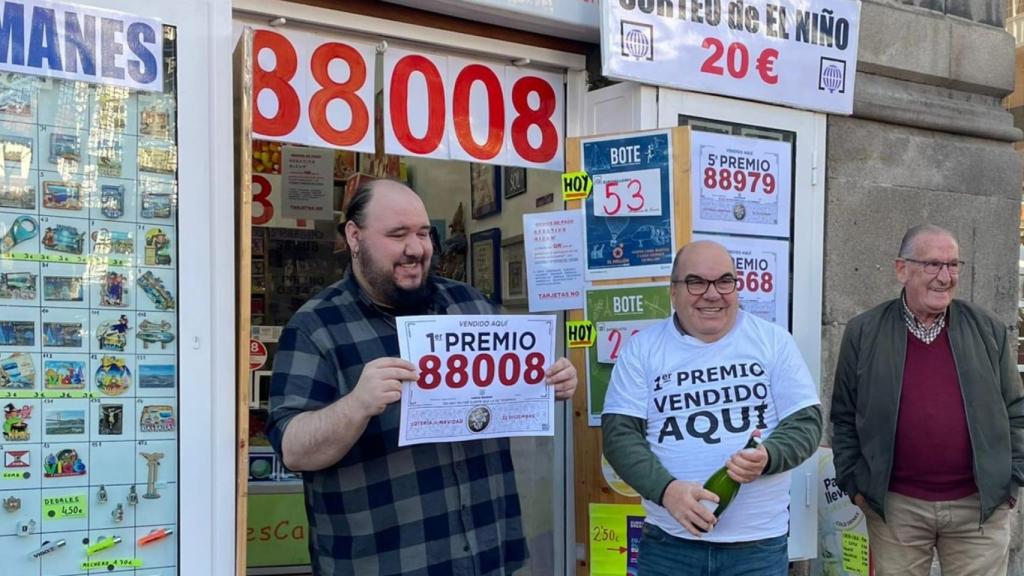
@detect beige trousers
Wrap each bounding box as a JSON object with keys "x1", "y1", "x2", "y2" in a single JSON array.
[{"x1": 864, "y1": 492, "x2": 1010, "y2": 576}]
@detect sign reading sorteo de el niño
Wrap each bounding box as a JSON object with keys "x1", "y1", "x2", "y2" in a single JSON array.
[
  {"x1": 601, "y1": 0, "x2": 861, "y2": 115},
  {"x1": 0, "y1": 0, "x2": 163, "y2": 92}
]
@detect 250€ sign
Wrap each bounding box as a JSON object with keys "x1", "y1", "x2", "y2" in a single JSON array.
[{"x1": 252, "y1": 30, "x2": 564, "y2": 169}]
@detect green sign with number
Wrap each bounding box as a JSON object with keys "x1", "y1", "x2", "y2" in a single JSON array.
[
  {"x1": 585, "y1": 284, "x2": 671, "y2": 425},
  {"x1": 247, "y1": 492, "x2": 310, "y2": 567}
]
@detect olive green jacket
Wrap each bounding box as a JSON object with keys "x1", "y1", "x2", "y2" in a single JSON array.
[{"x1": 830, "y1": 298, "x2": 1024, "y2": 522}]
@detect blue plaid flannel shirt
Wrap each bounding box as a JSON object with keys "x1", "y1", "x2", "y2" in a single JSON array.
[{"x1": 267, "y1": 273, "x2": 526, "y2": 576}]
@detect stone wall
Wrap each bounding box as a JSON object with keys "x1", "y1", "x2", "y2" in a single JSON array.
[{"x1": 820, "y1": 0, "x2": 1023, "y2": 574}]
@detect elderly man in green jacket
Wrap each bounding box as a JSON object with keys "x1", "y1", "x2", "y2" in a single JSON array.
[{"x1": 831, "y1": 223, "x2": 1024, "y2": 576}]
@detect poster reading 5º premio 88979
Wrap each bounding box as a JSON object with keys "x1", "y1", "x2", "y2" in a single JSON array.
[{"x1": 582, "y1": 130, "x2": 676, "y2": 281}]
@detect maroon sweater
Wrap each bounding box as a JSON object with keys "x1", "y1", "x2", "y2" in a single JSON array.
[{"x1": 889, "y1": 328, "x2": 977, "y2": 501}]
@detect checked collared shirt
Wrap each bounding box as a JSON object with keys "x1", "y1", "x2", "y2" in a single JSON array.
[
  {"x1": 267, "y1": 273, "x2": 526, "y2": 576},
  {"x1": 901, "y1": 291, "x2": 946, "y2": 344}
]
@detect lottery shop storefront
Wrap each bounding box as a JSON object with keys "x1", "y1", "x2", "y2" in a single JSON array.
[{"x1": 232, "y1": 2, "x2": 589, "y2": 574}]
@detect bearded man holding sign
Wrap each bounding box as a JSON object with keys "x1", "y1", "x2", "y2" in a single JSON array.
[
  {"x1": 266, "y1": 179, "x2": 577, "y2": 576},
  {"x1": 602, "y1": 240, "x2": 821, "y2": 575}
]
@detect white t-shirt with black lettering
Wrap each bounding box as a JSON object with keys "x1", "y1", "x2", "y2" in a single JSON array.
[{"x1": 603, "y1": 310, "x2": 819, "y2": 542}]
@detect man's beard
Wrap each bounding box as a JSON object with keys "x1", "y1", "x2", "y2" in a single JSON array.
[{"x1": 356, "y1": 242, "x2": 434, "y2": 312}]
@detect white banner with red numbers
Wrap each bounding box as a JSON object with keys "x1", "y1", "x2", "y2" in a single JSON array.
[
  {"x1": 396, "y1": 315, "x2": 556, "y2": 446},
  {"x1": 251, "y1": 28, "x2": 565, "y2": 170},
  {"x1": 601, "y1": 0, "x2": 861, "y2": 115}
]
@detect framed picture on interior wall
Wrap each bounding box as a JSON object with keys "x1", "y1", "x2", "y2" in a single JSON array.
[
  {"x1": 470, "y1": 227, "x2": 501, "y2": 304},
  {"x1": 503, "y1": 166, "x2": 527, "y2": 199},
  {"x1": 501, "y1": 234, "x2": 527, "y2": 307},
  {"x1": 471, "y1": 163, "x2": 501, "y2": 219}
]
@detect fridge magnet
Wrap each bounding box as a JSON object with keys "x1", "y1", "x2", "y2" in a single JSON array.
[
  {"x1": 137, "y1": 319, "x2": 174, "y2": 350},
  {"x1": 91, "y1": 228, "x2": 134, "y2": 255},
  {"x1": 98, "y1": 404, "x2": 123, "y2": 435},
  {"x1": 100, "y1": 184, "x2": 124, "y2": 219},
  {"x1": 0, "y1": 183, "x2": 34, "y2": 210},
  {"x1": 44, "y1": 409, "x2": 85, "y2": 435},
  {"x1": 94, "y1": 87, "x2": 128, "y2": 132},
  {"x1": 42, "y1": 181, "x2": 83, "y2": 211},
  {"x1": 0, "y1": 320, "x2": 34, "y2": 346},
  {"x1": 43, "y1": 276, "x2": 84, "y2": 302},
  {"x1": 48, "y1": 133, "x2": 80, "y2": 164},
  {"x1": 0, "y1": 76, "x2": 33, "y2": 118},
  {"x1": 41, "y1": 224, "x2": 85, "y2": 254},
  {"x1": 96, "y1": 315, "x2": 130, "y2": 351},
  {"x1": 137, "y1": 271, "x2": 175, "y2": 310},
  {"x1": 139, "y1": 143, "x2": 176, "y2": 175},
  {"x1": 139, "y1": 364, "x2": 174, "y2": 389},
  {"x1": 140, "y1": 105, "x2": 170, "y2": 138},
  {"x1": 43, "y1": 359, "x2": 86, "y2": 389},
  {"x1": 139, "y1": 404, "x2": 175, "y2": 433},
  {"x1": 95, "y1": 138, "x2": 122, "y2": 177},
  {"x1": 4, "y1": 449, "x2": 28, "y2": 468},
  {"x1": 2, "y1": 403, "x2": 31, "y2": 441},
  {"x1": 99, "y1": 271, "x2": 128, "y2": 307},
  {"x1": 0, "y1": 135, "x2": 31, "y2": 164},
  {"x1": 140, "y1": 189, "x2": 173, "y2": 219},
  {"x1": 42, "y1": 448, "x2": 86, "y2": 477},
  {"x1": 140, "y1": 451, "x2": 164, "y2": 498},
  {"x1": 95, "y1": 356, "x2": 130, "y2": 396},
  {"x1": 2, "y1": 496, "x2": 20, "y2": 512},
  {"x1": 0, "y1": 352, "x2": 35, "y2": 389},
  {"x1": 0, "y1": 214, "x2": 37, "y2": 253},
  {"x1": 0, "y1": 271, "x2": 36, "y2": 299},
  {"x1": 144, "y1": 228, "x2": 172, "y2": 265},
  {"x1": 42, "y1": 321, "x2": 83, "y2": 347}
]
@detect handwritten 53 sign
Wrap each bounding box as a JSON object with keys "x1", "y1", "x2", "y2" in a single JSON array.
[
  {"x1": 385, "y1": 48, "x2": 564, "y2": 170},
  {"x1": 252, "y1": 29, "x2": 376, "y2": 152},
  {"x1": 596, "y1": 319, "x2": 660, "y2": 364},
  {"x1": 593, "y1": 168, "x2": 662, "y2": 218}
]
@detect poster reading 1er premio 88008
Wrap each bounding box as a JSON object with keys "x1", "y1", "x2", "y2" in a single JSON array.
[
  {"x1": 396, "y1": 315, "x2": 556, "y2": 446},
  {"x1": 582, "y1": 130, "x2": 675, "y2": 281}
]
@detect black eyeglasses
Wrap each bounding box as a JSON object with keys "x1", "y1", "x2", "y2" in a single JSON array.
[
  {"x1": 671, "y1": 274, "x2": 738, "y2": 296},
  {"x1": 901, "y1": 258, "x2": 965, "y2": 276}
]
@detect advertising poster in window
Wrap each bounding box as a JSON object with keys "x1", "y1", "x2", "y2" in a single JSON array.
[
  {"x1": 582, "y1": 130, "x2": 676, "y2": 281},
  {"x1": 691, "y1": 132, "x2": 792, "y2": 238},
  {"x1": 585, "y1": 284, "x2": 671, "y2": 426},
  {"x1": 692, "y1": 233, "x2": 790, "y2": 330}
]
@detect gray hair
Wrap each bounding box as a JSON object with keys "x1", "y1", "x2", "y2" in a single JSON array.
[{"x1": 898, "y1": 224, "x2": 956, "y2": 259}]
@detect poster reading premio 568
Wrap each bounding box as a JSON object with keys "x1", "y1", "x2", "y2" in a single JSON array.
[{"x1": 0, "y1": 2, "x2": 180, "y2": 574}]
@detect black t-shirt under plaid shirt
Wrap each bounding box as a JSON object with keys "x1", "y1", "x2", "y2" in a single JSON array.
[{"x1": 266, "y1": 273, "x2": 526, "y2": 576}]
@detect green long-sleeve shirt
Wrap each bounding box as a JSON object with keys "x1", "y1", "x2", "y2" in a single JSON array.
[{"x1": 602, "y1": 405, "x2": 822, "y2": 505}]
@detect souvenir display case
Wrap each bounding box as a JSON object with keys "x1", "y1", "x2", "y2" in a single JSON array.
[{"x1": 0, "y1": 13, "x2": 180, "y2": 575}]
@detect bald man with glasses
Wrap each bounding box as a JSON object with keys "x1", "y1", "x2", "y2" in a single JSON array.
[
  {"x1": 602, "y1": 240, "x2": 822, "y2": 576},
  {"x1": 831, "y1": 224, "x2": 1024, "y2": 576}
]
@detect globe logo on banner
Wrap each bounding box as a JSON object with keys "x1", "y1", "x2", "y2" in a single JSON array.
[
  {"x1": 620, "y1": 21, "x2": 654, "y2": 61},
  {"x1": 819, "y1": 57, "x2": 847, "y2": 94}
]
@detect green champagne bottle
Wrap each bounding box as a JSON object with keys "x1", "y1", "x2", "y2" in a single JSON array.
[{"x1": 701, "y1": 429, "x2": 763, "y2": 519}]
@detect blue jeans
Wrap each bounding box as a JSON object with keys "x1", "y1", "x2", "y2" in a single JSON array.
[{"x1": 637, "y1": 523, "x2": 788, "y2": 576}]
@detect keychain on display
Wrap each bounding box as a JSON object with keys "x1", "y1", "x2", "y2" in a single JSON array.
[
  {"x1": 0, "y1": 215, "x2": 37, "y2": 254},
  {"x1": 111, "y1": 503, "x2": 124, "y2": 523},
  {"x1": 2, "y1": 496, "x2": 20, "y2": 512},
  {"x1": 127, "y1": 486, "x2": 139, "y2": 505},
  {"x1": 138, "y1": 527, "x2": 173, "y2": 546},
  {"x1": 30, "y1": 539, "x2": 66, "y2": 559},
  {"x1": 85, "y1": 535, "x2": 121, "y2": 556},
  {"x1": 140, "y1": 451, "x2": 164, "y2": 499},
  {"x1": 15, "y1": 518, "x2": 35, "y2": 536},
  {"x1": 97, "y1": 484, "x2": 108, "y2": 503}
]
